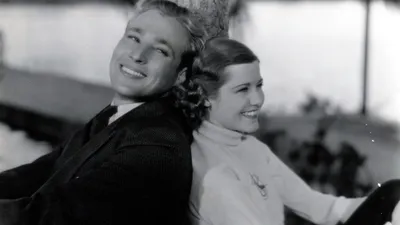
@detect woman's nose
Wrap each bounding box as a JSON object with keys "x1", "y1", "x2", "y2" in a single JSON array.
[{"x1": 249, "y1": 89, "x2": 264, "y2": 106}]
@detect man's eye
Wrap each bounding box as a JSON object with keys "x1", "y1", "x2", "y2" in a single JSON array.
[
  {"x1": 127, "y1": 35, "x2": 139, "y2": 43},
  {"x1": 156, "y1": 48, "x2": 168, "y2": 57}
]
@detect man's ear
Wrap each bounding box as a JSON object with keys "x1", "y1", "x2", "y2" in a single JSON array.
[{"x1": 175, "y1": 67, "x2": 187, "y2": 86}]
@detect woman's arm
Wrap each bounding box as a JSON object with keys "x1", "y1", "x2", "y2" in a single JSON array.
[
  {"x1": 392, "y1": 200, "x2": 400, "y2": 224},
  {"x1": 264, "y1": 145, "x2": 366, "y2": 225}
]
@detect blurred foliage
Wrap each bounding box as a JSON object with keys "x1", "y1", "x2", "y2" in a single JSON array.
[
  {"x1": 255, "y1": 94, "x2": 374, "y2": 225},
  {"x1": 300, "y1": 93, "x2": 343, "y2": 117}
]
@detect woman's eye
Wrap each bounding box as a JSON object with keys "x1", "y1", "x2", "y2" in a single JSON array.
[{"x1": 237, "y1": 87, "x2": 249, "y2": 93}]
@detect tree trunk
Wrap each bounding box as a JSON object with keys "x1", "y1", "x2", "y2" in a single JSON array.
[{"x1": 167, "y1": 0, "x2": 230, "y2": 38}]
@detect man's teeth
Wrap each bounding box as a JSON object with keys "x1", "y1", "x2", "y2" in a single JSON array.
[
  {"x1": 242, "y1": 110, "x2": 258, "y2": 117},
  {"x1": 121, "y1": 66, "x2": 145, "y2": 78}
]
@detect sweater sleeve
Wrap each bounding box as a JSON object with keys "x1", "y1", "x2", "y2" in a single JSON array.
[{"x1": 264, "y1": 145, "x2": 366, "y2": 225}]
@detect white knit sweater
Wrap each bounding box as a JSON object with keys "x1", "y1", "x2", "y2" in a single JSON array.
[{"x1": 190, "y1": 121, "x2": 366, "y2": 225}]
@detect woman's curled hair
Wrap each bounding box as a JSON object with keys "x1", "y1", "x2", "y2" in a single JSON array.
[
  {"x1": 171, "y1": 52, "x2": 212, "y2": 131},
  {"x1": 172, "y1": 37, "x2": 259, "y2": 131}
]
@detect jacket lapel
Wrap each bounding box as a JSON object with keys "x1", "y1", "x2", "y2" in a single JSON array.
[
  {"x1": 53, "y1": 105, "x2": 112, "y2": 169},
  {"x1": 34, "y1": 96, "x2": 185, "y2": 196},
  {"x1": 33, "y1": 113, "x2": 119, "y2": 195}
]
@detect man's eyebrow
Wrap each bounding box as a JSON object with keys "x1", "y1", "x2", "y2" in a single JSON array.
[{"x1": 127, "y1": 27, "x2": 142, "y2": 33}]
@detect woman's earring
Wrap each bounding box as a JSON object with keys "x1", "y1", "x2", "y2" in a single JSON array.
[{"x1": 204, "y1": 100, "x2": 211, "y2": 108}]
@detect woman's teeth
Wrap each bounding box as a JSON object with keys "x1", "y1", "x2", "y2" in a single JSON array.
[
  {"x1": 121, "y1": 66, "x2": 145, "y2": 78},
  {"x1": 242, "y1": 110, "x2": 258, "y2": 118}
]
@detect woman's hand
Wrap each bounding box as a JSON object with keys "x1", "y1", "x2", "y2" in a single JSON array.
[{"x1": 384, "y1": 200, "x2": 400, "y2": 225}]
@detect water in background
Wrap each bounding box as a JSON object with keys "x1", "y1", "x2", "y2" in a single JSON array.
[
  {"x1": 0, "y1": 123, "x2": 50, "y2": 172},
  {"x1": 0, "y1": 4, "x2": 127, "y2": 86}
]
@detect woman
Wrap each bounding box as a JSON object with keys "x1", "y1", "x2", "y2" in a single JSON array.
[{"x1": 172, "y1": 37, "x2": 400, "y2": 225}]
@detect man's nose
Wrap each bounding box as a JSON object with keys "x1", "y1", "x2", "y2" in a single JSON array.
[{"x1": 129, "y1": 47, "x2": 147, "y2": 64}]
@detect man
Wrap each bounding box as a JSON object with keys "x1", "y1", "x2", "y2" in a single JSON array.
[{"x1": 0, "y1": 1, "x2": 207, "y2": 224}]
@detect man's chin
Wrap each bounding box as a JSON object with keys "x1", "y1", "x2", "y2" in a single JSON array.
[{"x1": 113, "y1": 86, "x2": 138, "y2": 98}]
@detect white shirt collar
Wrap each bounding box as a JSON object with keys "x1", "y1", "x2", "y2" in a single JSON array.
[{"x1": 108, "y1": 102, "x2": 143, "y2": 125}]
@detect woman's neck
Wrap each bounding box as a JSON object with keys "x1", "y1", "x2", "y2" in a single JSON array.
[
  {"x1": 207, "y1": 119, "x2": 250, "y2": 136},
  {"x1": 197, "y1": 120, "x2": 248, "y2": 146}
]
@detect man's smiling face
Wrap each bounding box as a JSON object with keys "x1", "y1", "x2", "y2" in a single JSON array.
[{"x1": 109, "y1": 9, "x2": 190, "y2": 100}]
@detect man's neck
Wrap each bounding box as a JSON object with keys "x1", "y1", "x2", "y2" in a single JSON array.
[
  {"x1": 112, "y1": 92, "x2": 170, "y2": 106},
  {"x1": 112, "y1": 94, "x2": 140, "y2": 106}
]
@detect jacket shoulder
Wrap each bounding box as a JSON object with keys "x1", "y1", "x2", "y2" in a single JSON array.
[{"x1": 119, "y1": 112, "x2": 192, "y2": 150}]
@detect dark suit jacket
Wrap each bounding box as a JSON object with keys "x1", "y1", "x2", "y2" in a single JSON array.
[{"x1": 0, "y1": 97, "x2": 193, "y2": 225}]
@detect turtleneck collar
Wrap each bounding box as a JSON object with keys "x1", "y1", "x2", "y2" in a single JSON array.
[{"x1": 196, "y1": 120, "x2": 248, "y2": 146}]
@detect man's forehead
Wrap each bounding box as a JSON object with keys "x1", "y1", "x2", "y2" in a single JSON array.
[
  {"x1": 127, "y1": 10, "x2": 178, "y2": 36},
  {"x1": 127, "y1": 10, "x2": 189, "y2": 53}
]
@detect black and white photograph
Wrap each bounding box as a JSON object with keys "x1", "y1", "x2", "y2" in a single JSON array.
[{"x1": 0, "y1": 0, "x2": 399, "y2": 224}]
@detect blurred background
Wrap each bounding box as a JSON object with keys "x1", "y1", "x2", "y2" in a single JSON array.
[{"x1": 0, "y1": 0, "x2": 399, "y2": 223}]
